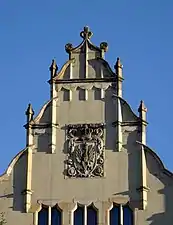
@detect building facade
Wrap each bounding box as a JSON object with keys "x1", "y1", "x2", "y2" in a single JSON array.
[{"x1": 0, "y1": 26, "x2": 172, "y2": 225}]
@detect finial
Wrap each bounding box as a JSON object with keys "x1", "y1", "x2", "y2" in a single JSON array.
[
  {"x1": 114, "y1": 57, "x2": 123, "y2": 82},
  {"x1": 80, "y1": 26, "x2": 93, "y2": 40},
  {"x1": 25, "y1": 103, "x2": 34, "y2": 122},
  {"x1": 49, "y1": 59, "x2": 58, "y2": 78},
  {"x1": 138, "y1": 100, "x2": 147, "y2": 113},
  {"x1": 114, "y1": 57, "x2": 123, "y2": 70},
  {"x1": 100, "y1": 42, "x2": 108, "y2": 52},
  {"x1": 65, "y1": 43, "x2": 73, "y2": 53}
]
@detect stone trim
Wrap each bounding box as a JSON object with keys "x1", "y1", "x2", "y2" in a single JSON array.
[{"x1": 55, "y1": 78, "x2": 116, "y2": 84}]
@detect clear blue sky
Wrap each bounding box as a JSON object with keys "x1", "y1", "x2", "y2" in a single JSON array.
[{"x1": 0, "y1": 1, "x2": 173, "y2": 174}]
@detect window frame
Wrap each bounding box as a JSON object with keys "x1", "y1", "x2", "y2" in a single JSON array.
[
  {"x1": 35, "y1": 204, "x2": 62, "y2": 225},
  {"x1": 72, "y1": 203, "x2": 98, "y2": 225},
  {"x1": 108, "y1": 203, "x2": 134, "y2": 225}
]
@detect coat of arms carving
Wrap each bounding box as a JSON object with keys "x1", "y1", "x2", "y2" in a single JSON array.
[{"x1": 66, "y1": 123, "x2": 104, "y2": 178}]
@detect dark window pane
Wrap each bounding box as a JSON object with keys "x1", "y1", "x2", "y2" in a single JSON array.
[
  {"x1": 123, "y1": 205, "x2": 133, "y2": 225},
  {"x1": 94, "y1": 88, "x2": 101, "y2": 100},
  {"x1": 51, "y1": 206, "x2": 62, "y2": 225},
  {"x1": 63, "y1": 89, "x2": 70, "y2": 101},
  {"x1": 78, "y1": 88, "x2": 85, "y2": 101},
  {"x1": 110, "y1": 204, "x2": 119, "y2": 225},
  {"x1": 38, "y1": 206, "x2": 48, "y2": 225},
  {"x1": 74, "y1": 205, "x2": 84, "y2": 225},
  {"x1": 87, "y1": 204, "x2": 97, "y2": 225}
]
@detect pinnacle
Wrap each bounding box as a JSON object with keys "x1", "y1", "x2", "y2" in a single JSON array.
[
  {"x1": 25, "y1": 103, "x2": 34, "y2": 116},
  {"x1": 138, "y1": 100, "x2": 147, "y2": 113}
]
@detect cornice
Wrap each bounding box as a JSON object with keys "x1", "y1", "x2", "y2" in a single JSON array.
[{"x1": 54, "y1": 77, "x2": 116, "y2": 84}]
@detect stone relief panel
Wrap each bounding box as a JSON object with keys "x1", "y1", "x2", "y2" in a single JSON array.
[{"x1": 66, "y1": 123, "x2": 104, "y2": 178}]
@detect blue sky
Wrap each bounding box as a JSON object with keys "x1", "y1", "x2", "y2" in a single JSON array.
[{"x1": 0, "y1": 1, "x2": 173, "y2": 174}]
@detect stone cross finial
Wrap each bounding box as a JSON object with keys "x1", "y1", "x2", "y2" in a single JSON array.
[{"x1": 80, "y1": 26, "x2": 93, "y2": 40}]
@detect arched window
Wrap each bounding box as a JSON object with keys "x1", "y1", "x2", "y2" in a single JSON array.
[
  {"x1": 123, "y1": 205, "x2": 133, "y2": 225},
  {"x1": 51, "y1": 205, "x2": 62, "y2": 225},
  {"x1": 87, "y1": 204, "x2": 97, "y2": 225},
  {"x1": 73, "y1": 203, "x2": 98, "y2": 225},
  {"x1": 110, "y1": 203, "x2": 120, "y2": 225},
  {"x1": 38, "y1": 204, "x2": 62, "y2": 225},
  {"x1": 38, "y1": 205, "x2": 48, "y2": 225},
  {"x1": 109, "y1": 203, "x2": 133, "y2": 225},
  {"x1": 74, "y1": 204, "x2": 84, "y2": 225}
]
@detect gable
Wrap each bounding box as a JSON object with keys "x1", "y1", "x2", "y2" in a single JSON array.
[{"x1": 0, "y1": 26, "x2": 172, "y2": 225}]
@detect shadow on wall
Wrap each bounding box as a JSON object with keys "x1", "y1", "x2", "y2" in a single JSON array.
[
  {"x1": 146, "y1": 150, "x2": 173, "y2": 225},
  {"x1": 126, "y1": 129, "x2": 141, "y2": 209},
  {"x1": 34, "y1": 103, "x2": 52, "y2": 154},
  {"x1": 113, "y1": 129, "x2": 141, "y2": 208},
  {"x1": 127, "y1": 130, "x2": 173, "y2": 224},
  {"x1": 104, "y1": 87, "x2": 117, "y2": 151},
  {"x1": 79, "y1": 53, "x2": 85, "y2": 79},
  {"x1": 13, "y1": 151, "x2": 27, "y2": 212},
  {"x1": 88, "y1": 59, "x2": 100, "y2": 78},
  {"x1": 36, "y1": 130, "x2": 50, "y2": 153},
  {"x1": 60, "y1": 125, "x2": 69, "y2": 177},
  {"x1": 107, "y1": 127, "x2": 173, "y2": 224}
]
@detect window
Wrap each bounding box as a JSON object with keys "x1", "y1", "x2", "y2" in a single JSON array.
[
  {"x1": 123, "y1": 205, "x2": 133, "y2": 225},
  {"x1": 110, "y1": 204, "x2": 120, "y2": 225},
  {"x1": 93, "y1": 87, "x2": 101, "y2": 100},
  {"x1": 74, "y1": 204, "x2": 97, "y2": 225},
  {"x1": 51, "y1": 206, "x2": 62, "y2": 225},
  {"x1": 74, "y1": 205, "x2": 84, "y2": 225},
  {"x1": 62, "y1": 88, "x2": 70, "y2": 101},
  {"x1": 38, "y1": 205, "x2": 48, "y2": 225},
  {"x1": 78, "y1": 88, "x2": 86, "y2": 101},
  {"x1": 38, "y1": 204, "x2": 62, "y2": 225},
  {"x1": 87, "y1": 204, "x2": 97, "y2": 225},
  {"x1": 109, "y1": 204, "x2": 133, "y2": 225}
]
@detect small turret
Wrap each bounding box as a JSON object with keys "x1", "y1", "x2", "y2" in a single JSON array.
[
  {"x1": 138, "y1": 100, "x2": 147, "y2": 121},
  {"x1": 49, "y1": 59, "x2": 58, "y2": 99},
  {"x1": 113, "y1": 58, "x2": 123, "y2": 151},
  {"x1": 138, "y1": 100, "x2": 147, "y2": 145},
  {"x1": 137, "y1": 100, "x2": 149, "y2": 210},
  {"x1": 114, "y1": 57, "x2": 123, "y2": 97},
  {"x1": 25, "y1": 103, "x2": 34, "y2": 123},
  {"x1": 115, "y1": 57, "x2": 123, "y2": 77}
]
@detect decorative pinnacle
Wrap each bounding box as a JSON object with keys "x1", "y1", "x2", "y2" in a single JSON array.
[
  {"x1": 49, "y1": 59, "x2": 58, "y2": 77},
  {"x1": 114, "y1": 57, "x2": 123, "y2": 80},
  {"x1": 100, "y1": 42, "x2": 108, "y2": 52},
  {"x1": 114, "y1": 57, "x2": 123, "y2": 70},
  {"x1": 80, "y1": 26, "x2": 93, "y2": 40},
  {"x1": 25, "y1": 103, "x2": 34, "y2": 122},
  {"x1": 138, "y1": 100, "x2": 147, "y2": 113},
  {"x1": 65, "y1": 43, "x2": 73, "y2": 53}
]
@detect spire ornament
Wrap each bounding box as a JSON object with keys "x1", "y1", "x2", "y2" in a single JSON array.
[
  {"x1": 137, "y1": 100, "x2": 149, "y2": 210},
  {"x1": 114, "y1": 57, "x2": 123, "y2": 97},
  {"x1": 65, "y1": 43, "x2": 73, "y2": 53},
  {"x1": 49, "y1": 59, "x2": 58, "y2": 78},
  {"x1": 100, "y1": 42, "x2": 108, "y2": 52},
  {"x1": 80, "y1": 26, "x2": 93, "y2": 40},
  {"x1": 138, "y1": 100, "x2": 147, "y2": 114},
  {"x1": 114, "y1": 57, "x2": 123, "y2": 73},
  {"x1": 25, "y1": 103, "x2": 34, "y2": 123}
]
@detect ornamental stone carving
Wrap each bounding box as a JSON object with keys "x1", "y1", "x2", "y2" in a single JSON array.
[{"x1": 66, "y1": 123, "x2": 104, "y2": 178}]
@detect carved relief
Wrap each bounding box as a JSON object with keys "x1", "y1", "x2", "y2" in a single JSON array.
[{"x1": 66, "y1": 123, "x2": 104, "y2": 178}]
